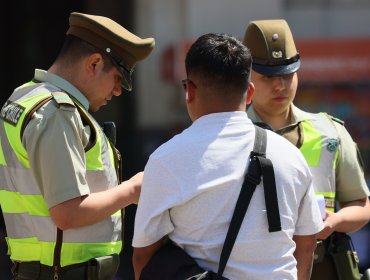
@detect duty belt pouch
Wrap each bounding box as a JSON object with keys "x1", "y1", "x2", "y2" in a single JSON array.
[
  {"x1": 328, "y1": 232, "x2": 361, "y2": 280},
  {"x1": 88, "y1": 254, "x2": 120, "y2": 280}
]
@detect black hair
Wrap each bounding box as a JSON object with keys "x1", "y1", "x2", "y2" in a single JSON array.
[
  {"x1": 55, "y1": 35, "x2": 114, "y2": 72},
  {"x1": 185, "y1": 33, "x2": 252, "y2": 94}
]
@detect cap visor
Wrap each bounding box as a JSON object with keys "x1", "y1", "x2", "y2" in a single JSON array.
[
  {"x1": 121, "y1": 73, "x2": 132, "y2": 91},
  {"x1": 109, "y1": 55, "x2": 133, "y2": 91},
  {"x1": 252, "y1": 60, "x2": 301, "y2": 77},
  {"x1": 113, "y1": 63, "x2": 132, "y2": 91}
]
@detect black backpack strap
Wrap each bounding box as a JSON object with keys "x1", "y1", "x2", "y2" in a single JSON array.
[
  {"x1": 254, "y1": 126, "x2": 281, "y2": 233},
  {"x1": 215, "y1": 125, "x2": 281, "y2": 279}
]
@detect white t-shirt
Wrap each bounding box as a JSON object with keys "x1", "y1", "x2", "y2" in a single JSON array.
[{"x1": 133, "y1": 111, "x2": 324, "y2": 280}]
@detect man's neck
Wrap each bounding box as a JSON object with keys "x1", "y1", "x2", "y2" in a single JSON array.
[{"x1": 256, "y1": 106, "x2": 292, "y2": 131}]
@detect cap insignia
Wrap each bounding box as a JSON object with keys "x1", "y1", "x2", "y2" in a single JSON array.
[{"x1": 272, "y1": 51, "x2": 283, "y2": 59}]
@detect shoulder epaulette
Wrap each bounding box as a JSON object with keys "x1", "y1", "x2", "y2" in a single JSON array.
[
  {"x1": 51, "y1": 92, "x2": 75, "y2": 107},
  {"x1": 328, "y1": 115, "x2": 345, "y2": 126},
  {"x1": 320, "y1": 112, "x2": 345, "y2": 126}
]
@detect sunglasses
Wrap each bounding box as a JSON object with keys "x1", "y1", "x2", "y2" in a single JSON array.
[{"x1": 105, "y1": 47, "x2": 134, "y2": 91}]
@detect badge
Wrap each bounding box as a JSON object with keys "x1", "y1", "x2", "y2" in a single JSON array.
[
  {"x1": 327, "y1": 138, "x2": 339, "y2": 152},
  {"x1": 0, "y1": 100, "x2": 25, "y2": 126},
  {"x1": 272, "y1": 51, "x2": 282, "y2": 58}
]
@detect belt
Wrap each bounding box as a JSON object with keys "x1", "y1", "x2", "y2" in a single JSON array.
[{"x1": 13, "y1": 261, "x2": 89, "y2": 280}]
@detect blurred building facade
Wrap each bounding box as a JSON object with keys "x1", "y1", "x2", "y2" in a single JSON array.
[{"x1": 135, "y1": 0, "x2": 370, "y2": 168}]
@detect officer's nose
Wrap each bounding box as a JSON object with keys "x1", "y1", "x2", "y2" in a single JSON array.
[{"x1": 272, "y1": 76, "x2": 286, "y2": 91}]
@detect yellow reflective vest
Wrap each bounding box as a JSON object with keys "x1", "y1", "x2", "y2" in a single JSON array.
[
  {"x1": 299, "y1": 113, "x2": 340, "y2": 212},
  {"x1": 0, "y1": 81, "x2": 122, "y2": 267}
]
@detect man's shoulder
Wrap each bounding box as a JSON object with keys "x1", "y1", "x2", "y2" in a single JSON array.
[
  {"x1": 297, "y1": 107, "x2": 345, "y2": 126},
  {"x1": 324, "y1": 113, "x2": 345, "y2": 126},
  {"x1": 50, "y1": 92, "x2": 76, "y2": 111},
  {"x1": 149, "y1": 129, "x2": 190, "y2": 159},
  {"x1": 265, "y1": 127, "x2": 300, "y2": 152},
  {"x1": 315, "y1": 112, "x2": 346, "y2": 137},
  {"x1": 294, "y1": 106, "x2": 346, "y2": 135},
  {"x1": 265, "y1": 128, "x2": 309, "y2": 166}
]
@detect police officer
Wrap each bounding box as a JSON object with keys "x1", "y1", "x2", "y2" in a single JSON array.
[
  {"x1": 0, "y1": 12, "x2": 154, "y2": 279},
  {"x1": 243, "y1": 19, "x2": 370, "y2": 279}
]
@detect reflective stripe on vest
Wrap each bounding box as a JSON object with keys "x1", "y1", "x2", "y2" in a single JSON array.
[
  {"x1": 5, "y1": 237, "x2": 121, "y2": 267},
  {"x1": 299, "y1": 113, "x2": 340, "y2": 212},
  {"x1": 0, "y1": 137, "x2": 6, "y2": 165},
  {"x1": 0, "y1": 82, "x2": 121, "y2": 267}
]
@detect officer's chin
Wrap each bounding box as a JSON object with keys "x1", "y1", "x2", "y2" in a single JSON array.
[{"x1": 89, "y1": 105, "x2": 101, "y2": 113}]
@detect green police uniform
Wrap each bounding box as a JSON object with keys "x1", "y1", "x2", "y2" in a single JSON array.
[
  {"x1": 244, "y1": 19, "x2": 369, "y2": 279},
  {"x1": 0, "y1": 12, "x2": 154, "y2": 279},
  {"x1": 247, "y1": 104, "x2": 369, "y2": 208},
  {"x1": 0, "y1": 70, "x2": 122, "y2": 266}
]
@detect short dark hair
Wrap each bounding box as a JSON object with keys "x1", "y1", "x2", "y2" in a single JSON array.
[
  {"x1": 185, "y1": 33, "x2": 252, "y2": 94},
  {"x1": 55, "y1": 35, "x2": 115, "y2": 72}
]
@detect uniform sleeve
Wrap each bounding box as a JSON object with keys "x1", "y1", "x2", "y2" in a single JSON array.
[
  {"x1": 334, "y1": 122, "x2": 370, "y2": 202},
  {"x1": 22, "y1": 101, "x2": 90, "y2": 208},
  {"x1": 132, "y1": 156, "x2": 181, "y2": 248}
]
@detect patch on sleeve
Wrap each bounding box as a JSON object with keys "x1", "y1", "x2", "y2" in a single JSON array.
[
  {"x1": 51, "y1": 92, "x2": 75, "y2": 108},
  {"x1": 0, "y1": 100, "x2": 26, "y2": 126}
]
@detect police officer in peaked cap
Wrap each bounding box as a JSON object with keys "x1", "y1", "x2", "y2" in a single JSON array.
[
  {"x1": 0, "y1": 12, "x2": 154, "y2": 279},
  {"x1": 243, "y1": 19, "x2": 370, "y2": 279}
]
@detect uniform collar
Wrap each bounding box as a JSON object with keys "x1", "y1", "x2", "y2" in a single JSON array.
[
  {"x1": 246, "y1": 105, "x2": 262, "y2": 123},
  {"x1": 34, "y1": 69, "x2": 90, "y2": 110},
  {"x1": 247, "y1": 103, "x2": 315, "y2": 128},
  {"x1": 289, "y1": 104, "x2": 316, "y2": 124}
]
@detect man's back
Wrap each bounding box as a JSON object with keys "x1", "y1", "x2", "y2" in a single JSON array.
[{"x1": 133, "y1": 111, "x2": 323, "y2": 279}]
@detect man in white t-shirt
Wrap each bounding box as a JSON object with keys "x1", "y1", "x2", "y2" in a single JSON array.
[{"x1": 132, "y1": 33, "x2": 324, "y2": 280}]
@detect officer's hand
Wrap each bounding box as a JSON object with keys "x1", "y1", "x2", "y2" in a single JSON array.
[
  {"x1": 316, "y1": 211, "x2": 338, "y2": 240},
  {"x1": 127, "y1": 171, "x2": 143, "y2": 204}
]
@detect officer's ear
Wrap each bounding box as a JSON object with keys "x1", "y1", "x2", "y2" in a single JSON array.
[
  {"x1": 246, "y1": 82, "x2": 254, "y2": 105},
  {"x1": 86, "y1": 53, "x2": 104, "y2": 76}
]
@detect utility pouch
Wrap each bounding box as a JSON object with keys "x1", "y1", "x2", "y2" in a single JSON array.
[
  {"x1": 328, "y1": 232, "x2": 361, "y2": 280},
  {"x1": 87, "y1": 254, "x2": 120, "y2": 280}
]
